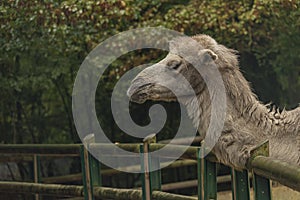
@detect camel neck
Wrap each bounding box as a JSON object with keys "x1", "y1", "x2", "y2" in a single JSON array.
[{"x1": 223, "y1": 69, "x2": 278, "y2": 135}]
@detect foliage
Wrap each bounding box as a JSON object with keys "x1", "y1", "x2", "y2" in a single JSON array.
[{"x1": 0, "y1": 0, "x2": 299, "y2": 145}]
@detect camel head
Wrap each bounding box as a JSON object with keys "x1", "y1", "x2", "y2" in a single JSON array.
[{"x1": 127, "y1": 35, "x2": 222, "y2": 104}]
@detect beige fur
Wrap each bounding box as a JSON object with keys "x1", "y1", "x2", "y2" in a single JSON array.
[{"x1": 128, "y1": 34, "x2": 300, "y2": 169}]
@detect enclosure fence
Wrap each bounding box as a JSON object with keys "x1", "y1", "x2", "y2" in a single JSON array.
[{"x1": 0, "y1": 138, "x2": 299, "y2": 200}]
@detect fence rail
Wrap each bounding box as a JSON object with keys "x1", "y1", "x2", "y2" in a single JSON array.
[
  {"x1": 0, "y1": 181, "x2": 197, "y2": 200},
  {"x1": 0, "y1": 141, "x2": 299, "y2": 200},
  {"x1": 0, "y1": 144, "x2": 81, "y2": 156},
  {"x1": 251, "y1": 156, "x2": 300, "y2": 191}
]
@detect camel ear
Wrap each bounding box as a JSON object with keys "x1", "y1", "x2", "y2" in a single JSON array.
[{"x1": 198, "y1": 49, "x2": 218, "y2": 61}]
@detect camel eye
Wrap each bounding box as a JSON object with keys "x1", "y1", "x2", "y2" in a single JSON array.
[{"x1": 167, "y1": 60, "x2": 182, "y2": 70}]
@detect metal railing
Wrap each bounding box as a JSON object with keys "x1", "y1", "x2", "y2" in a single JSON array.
[{"x1": 0, "y1": 139, "x2": 299, "y2": 200}]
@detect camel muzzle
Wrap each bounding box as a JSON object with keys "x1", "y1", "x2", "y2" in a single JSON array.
[{"x1": 127, "y1": 79, "x2": 154, "y2": 104}]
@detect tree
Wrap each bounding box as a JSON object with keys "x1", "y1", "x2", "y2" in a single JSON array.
[{"x1": 0, "y1": 0, "x2": 299, "y2": 145}]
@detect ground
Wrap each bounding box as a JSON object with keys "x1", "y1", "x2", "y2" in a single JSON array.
[{"x1": 218, "y1": 185, "x2": 300, "y2": 200}]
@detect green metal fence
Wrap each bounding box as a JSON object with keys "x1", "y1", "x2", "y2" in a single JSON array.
[{"x1": 0, "y1": 141, "x2": 299, "y2": 200}]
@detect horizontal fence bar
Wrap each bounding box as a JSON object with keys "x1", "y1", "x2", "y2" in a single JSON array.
[
  {"x1": 161, "y1": 175, "x2": 232, "y2": 191},
  {"x1": 0, "y1": 155, "x2": 33, "y2": 162},
  {"x1": 89, "y1": 143, "x2": 217, "y2": 162},
  {"x1": 0, "y1": 154, "x2": 82, "y2": 163},
  {"x1": 0, "y1": 181, "x2": 197, "y2": 200},
  {"x1": 102, "y1": 159, "x2": 197, "y2": 176},
  {"x1": 162, "y1": 179, "x2": 198, "y2": 191},
  {"x1": 152, "y1": 191, "x2": 197, "y2": 200},
  {"x1": 0, "y1": 144, "x2": 81, "y2": 155},
  {"x1": 42, "y1": 173, "x2": 82, "y2": 184},
  {"x1": 42, "y1": 173, "x2": 232, "y2": 191},
  {"x1": 42, "y1": 160, "x2": 197, "y2": 184},
  {"x1": 0, "y1": 181, "x2": 83, "y2": 197},
  {"x1": 251, "y1": 156, "x2": 300, "y2": 191},
  {"x1": 159, "y1": 136, "x2": 203, "y2": 145}
]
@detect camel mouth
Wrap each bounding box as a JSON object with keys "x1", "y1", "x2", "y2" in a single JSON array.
[
  {"x1": 127, "y1": 83, "x2": 154, "y2": 104},
  {"x1": 127, "y1": 78, "x2": 197, "y2": 104},
  {"x1": 127, "y1": 83, "x2": 195, "y2": 104},
  {"x1": 127, "y1": 83, "x2": 180, "y2": 104},
  {"x1": 127, "y1": 78, "x2": 204, "y2": 105},
  {"x1": 129, "y1": 91, "x2": 149, "y2": 104}
]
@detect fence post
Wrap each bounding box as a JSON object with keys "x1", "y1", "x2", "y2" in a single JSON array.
[
  {"x1": 253, "y1": 173, "x2": 272, "y2": 200},
  {"x1": 82, "y1": 133, "x2": 101, "y2": 198},
  {"x1": 33, "y1": 154, "x2": 41, "y2": 200},
  {"x1": 149, "y1": 155, "x2": 161, "y2": 191},
  {"x1": 140, "y1": 134, "x2": 161, "y2": 200},
  {"x1": 89, "y1": 154, "x2": 101, "y2": 187},
  {"x1": 231, "y1": 169, "x2": 250, "y2": 200},
  {"x1": 197, "y1": 147, "x2": 217, "y2": 200},
  {"x1": 249, "y1": 140, "x2": 272, "y2": 200},
  {"x1": 80, "y1": 144, "x2": 93, "y2": 200},
  {"x1": 140, "y1": 143, "x2": 151, "y2": 200}
]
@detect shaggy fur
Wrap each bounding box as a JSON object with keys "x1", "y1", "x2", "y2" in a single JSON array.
[{"x1": 127, "y1": 34, "x2": 300, "y2": 169}]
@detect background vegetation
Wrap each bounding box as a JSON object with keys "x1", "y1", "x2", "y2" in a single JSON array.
[
  {"x1": 0, "y1": 0, "x2": 299, "y2": 151},
  {"x1": 0, "y1": 0, "x2": 299, "y2": 197}
]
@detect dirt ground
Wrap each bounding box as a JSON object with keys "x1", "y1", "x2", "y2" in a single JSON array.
[{"x1": 218, "y1": 185, "x2": 300, "y2": 200}]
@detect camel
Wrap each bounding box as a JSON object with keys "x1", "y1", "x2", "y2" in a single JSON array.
[{"x1": 127, "y1": 34, "x2": 300, "y2": 169}]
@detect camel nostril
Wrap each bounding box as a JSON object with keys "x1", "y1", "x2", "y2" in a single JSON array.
[
  {"x1": 140, "y1": 83, "x2": 153, "y2": 88},
  {"x1": 138, "y1": 93, "x2": 147, "y2": 98},
  {"x1": 167, "y1": 60, "x2": 182, "y2": 70},
  {"x1": 128, "y1": 91, "x2": 148, "y2": 104}
]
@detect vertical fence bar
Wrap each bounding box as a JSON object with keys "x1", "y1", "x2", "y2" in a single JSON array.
[
  {"x1": 206, "y1": 160, "x2": 217, "y2": 199},
  {"x1": 87, "y1": 133, "x2": 101, "y2": 187},
  {"x1": 197, "y1": 148, "x2": 204, "y2": 200},
  {"x1": 253, "y1": 173, "x2": 272, "y2": 200},
  {"x1": 149, "y1": 155, "x2": 161, "y2": 191},
  {"x1": 231, "y1": 169, "x2": 250, "y2": 200},
  {"x1": 33, "y1": 154, "x2": 41, "y2": 200},
  {"x1": 197, "y1": 148, "x2": 217, "y2": 200},
  {"x1": 249, "y1": 140, "x2": 271, "y2": 200},
  {"x1": 80, "y1": 145, "x2": 93, "y2": 200},
  {"x1": 89, "y1": 153, "x2": 101, "y2": 187},
  {"x1": 140, "y1": 143, "x2": 151, "y2": 200},
  {"x1": 140, "y1": 134, "x2": 160, "y2": 200}
]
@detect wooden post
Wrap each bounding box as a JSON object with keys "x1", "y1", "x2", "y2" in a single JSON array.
[
  {"x1": 80, "y1": 145, "x2": 93, "y2": 200},
  {"x1": 140, "y1": 133, "x2": 160, "y2": 200},
  {"x1": 33, "y1": 154, "x2": 41, "y2": 200},
  {"x1": 84, "y1": 133, "x2": 101, "y2": 188}
]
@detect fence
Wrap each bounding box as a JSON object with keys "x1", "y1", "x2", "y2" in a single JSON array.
[{"x1": 0, "y1": 138, "x2": 299, "y2": 200}]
